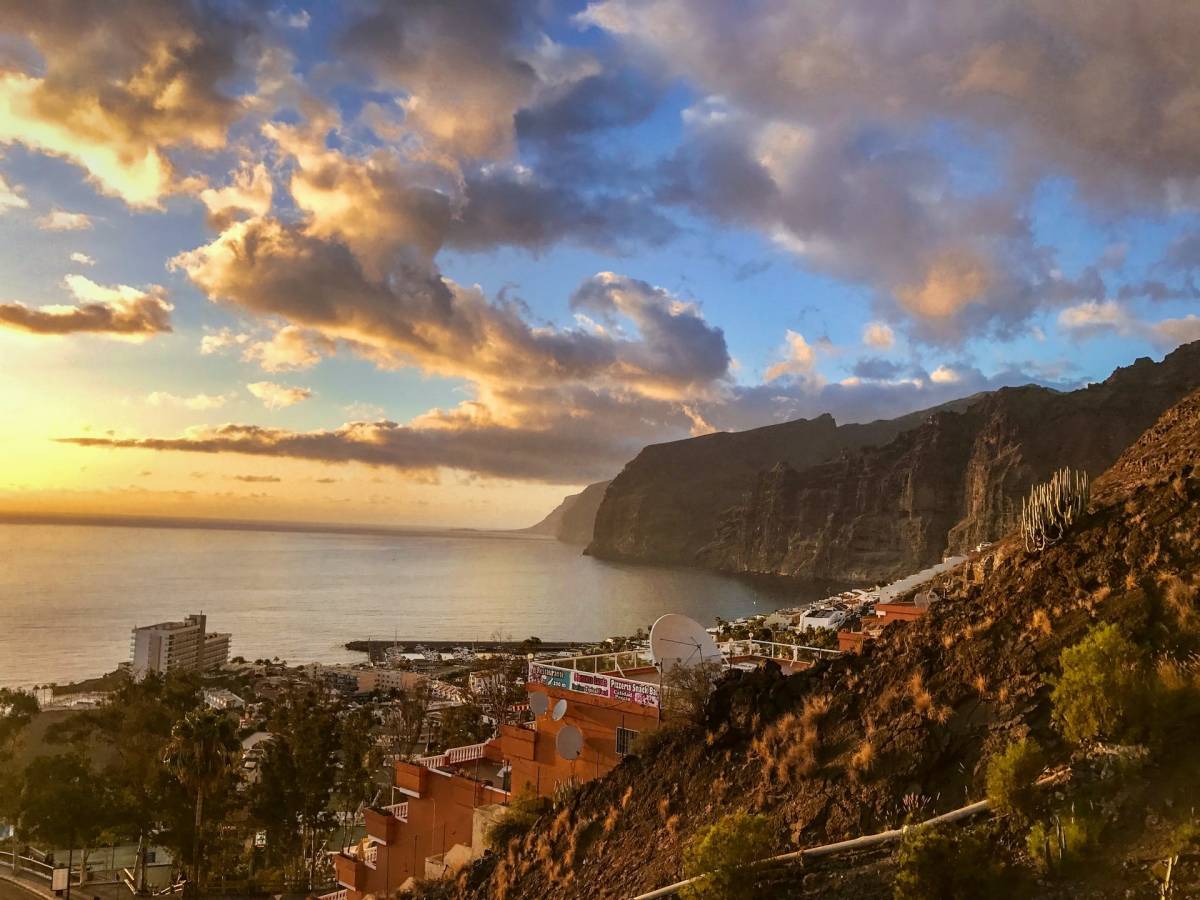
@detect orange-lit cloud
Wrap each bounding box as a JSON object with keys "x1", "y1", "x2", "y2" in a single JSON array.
[
  {"x1": 0, "y1": 1, "x2": 258, "y2": 207},
  {"x1": 247, "y1": 381, "x2": 312, "y2": 409},
  {"x1": 0, "y1": 276, "x2": 171, "y2": 336}
]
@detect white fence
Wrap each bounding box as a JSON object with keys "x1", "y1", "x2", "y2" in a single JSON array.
[{"x1": 411, "y1": 741, "x2": 488, "y2": 769}]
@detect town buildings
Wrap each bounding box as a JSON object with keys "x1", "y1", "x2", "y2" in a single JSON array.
[
  {"x1": 129, "y1": 613, "x2": 230, "y2": 679},
  {"x1": 327, "y1": 637, "x2": 839, "y2": 898}
]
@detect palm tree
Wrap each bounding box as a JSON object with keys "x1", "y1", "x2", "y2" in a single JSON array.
[{"x1": 163, "y1": 709, "x2": 239, "y2": 896}]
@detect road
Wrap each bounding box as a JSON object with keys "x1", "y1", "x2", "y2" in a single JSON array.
[{"x1": 0, "y1": 877, "x2": 46, "y2": 900}]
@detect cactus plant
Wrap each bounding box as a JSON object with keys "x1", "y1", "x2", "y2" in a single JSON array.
[{"x1": 1021, "y1": 467, "x2": 1090, "y2": 553}]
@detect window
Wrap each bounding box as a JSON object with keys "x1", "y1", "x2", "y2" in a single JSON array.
[{"x1": 616, "y1": 726, "x2": 639, "y2": 756}]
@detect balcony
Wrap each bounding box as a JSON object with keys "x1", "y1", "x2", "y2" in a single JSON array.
[
  {"x1": 411, "y1": 741, "x2": 489, "y2": 769},
  {"x1": 383, "y1": 801, "x2": 409, "y2": 821},
  {"x1": 363, "y1": 806, "x2": 402, "y2": 845},
  {"x1": 332, "y1": 853, "x2": 367, "y2": 890}
]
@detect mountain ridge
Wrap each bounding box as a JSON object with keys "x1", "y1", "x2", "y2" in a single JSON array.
[{"x1": 586, "y1": 342, "x2": 1200, "y2": 583}]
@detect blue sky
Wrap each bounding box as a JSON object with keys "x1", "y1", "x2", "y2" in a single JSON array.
[{"x1": 0, "y1": 0, "x2": 1197, "y2": 526}]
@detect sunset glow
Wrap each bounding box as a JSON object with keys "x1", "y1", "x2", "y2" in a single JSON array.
[{"x1": 2, "y1": 1, "x2": 1199, "y2": 528}]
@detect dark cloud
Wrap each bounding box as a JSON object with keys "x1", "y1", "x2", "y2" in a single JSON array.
[
  {"x1": 0, "y1": 281, "x2": 172, "y2": 336},
  {"x1": 173, "y1": 218, "x2": 726, "y2": 392},
  {"x1": 0, "y1": 0, "x2": 261, "y2": 205},
  {"x1": 851, "y1": 357, "x2": 906, "y2": 381}
]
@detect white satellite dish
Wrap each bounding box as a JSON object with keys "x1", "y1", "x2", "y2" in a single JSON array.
[
  {"x1": 555, "y1": 724, "x2": 583, "y2": 760},
  {"x1": 551, "y1": 698, "x2": 568, "y2": 721},
  {"x1": 650, "y1": 613, "x2": 722, "y2": 672},
  {"x1": 529, "y1": 691, "x2": 549, "y2": 717}
]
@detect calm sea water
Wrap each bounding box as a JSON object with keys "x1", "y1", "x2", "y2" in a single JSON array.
[{"x1": 0, "y1": 522, "x2": 829, "y2": 689}]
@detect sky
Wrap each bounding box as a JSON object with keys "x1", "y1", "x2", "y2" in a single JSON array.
[{"x1": 0, "y1": 0, "x2": 1198, "y2": 529}]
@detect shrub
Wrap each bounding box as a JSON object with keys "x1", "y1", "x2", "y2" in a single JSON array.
[
  {"x1": 985, "y1": 738, "x2": 1045, "y2": 823},
  {"x1": 1025, "y1": 811, "x2": 1102, "y2": 872},
  {"x1": 893, "y1": 824, "x2": 1007, "y2": 900},
  {"x1": 487, "y1": 787, "x2": 550, "y2": 849},
  {"x1": 1050, "y1": 623, "x2": 1145, "y2": 744},
  {"x1": 681, "y1": 811, "x2": 775, "y2": 900},
  {"x1": 663, "y1": 661, "x2": 724, "y2": 725}
]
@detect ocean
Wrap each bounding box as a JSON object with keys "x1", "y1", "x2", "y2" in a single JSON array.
[{"x1": 0, "y1": 521, "x2": 832, "y2": 689}]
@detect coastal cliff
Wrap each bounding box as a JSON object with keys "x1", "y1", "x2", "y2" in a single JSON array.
[
  {"x1": 521, "y1": 479, "x2": 611, "y2": 544},
  {"x1": 588, "y1": 342, "x2": 1200, "y2": 583}
]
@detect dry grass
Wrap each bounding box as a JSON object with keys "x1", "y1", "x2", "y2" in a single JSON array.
[
  {"x1": 665, "y1": 814, "x2": 681, "y2": 836},
  {"x1": 1029, "y1": 608, "x2": 1052, "y2": 636},
  {"x1": 752, "y1": 694, "x2": 833, "y2": 783},
  {"x1": 849, "y1": 721, "x2": 877, "y2": 777},
  {"x1": 1162, "y1": 574, "x2": 1199, "y2": 630},
  {"x1": 909, "y1": 672, "x2": 933, "y2": 715}
]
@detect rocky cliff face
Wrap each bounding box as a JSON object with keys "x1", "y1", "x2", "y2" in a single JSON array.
[
  {"x1": 521, "y1": 480, "x2": 611, "y2": 543},
  {"x1": 471, "y1": 385, "x2": 1200, "y2": 900},
  {"x1": 589, "y1": 342, "x2": 1200, "y2": 583}
]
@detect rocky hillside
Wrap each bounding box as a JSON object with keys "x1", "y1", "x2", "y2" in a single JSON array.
[
  {"x1": 589, "y1": 342, "x2": 1200, "y2": 584},
  {"x1": 521, "y1": 480, "x2": 611, "y2": 544},
  {"x1": 462, "y1": 385, "x2": 1200, "y2": 900}
]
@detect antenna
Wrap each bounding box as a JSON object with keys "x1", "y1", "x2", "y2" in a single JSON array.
[
  {"x1": 555, "y1": 724, "x2": 583, "y2": 760},
  {"x1": 529, "y1": 691, "x2": 549, "y2": 717},
  {"x1": 551, "y1": 698, "x2": 568, "y2": 721},
  {"x1": 649, "y1": 614, "x2": 722, "y2": 673}
]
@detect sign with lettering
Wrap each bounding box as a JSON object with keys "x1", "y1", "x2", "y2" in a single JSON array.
[
  {"x1": 528, "y1": 663, "x2": 661, "y2": 709},
  {"x1": 610, "y1": 677, "x2": 660, "y2": 708},
  {"x1": 569, "y1": 670, "x2": 611, "y2": 697},
  {"x1": 528, "y1": 663, "x2": 570, "y2": 690}
]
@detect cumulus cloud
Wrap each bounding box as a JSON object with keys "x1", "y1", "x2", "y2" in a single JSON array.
[
  {"x1": 172, "y1": 217, "x2": 728, "y2": 395},
  {"x1": 243, "y1": 326, "x2": 333, "y2": 372},
  {"x1": 0, "y1": 0, "x2": 260, "y2": 206},
  {"x1": 247, "y1": 380, "x2": 312, "y2": 409},
  {"x1": 578, "y1": 0, "x2": 1200, "y2": 342},
  {"x1": 199, "y1": 328, "x2": 250, "y2": 355},
  {"x1": 862, "y1": 321, "x2": 895, "y2": 349},
  {"x1": 199, "y1": 162, "x2": 274, "y2": 228},
  {"x1": 0, "y1": 174, "x2": 27, "y2": 212},
  {"x1": 0, "y1": 275, "x2": 171, "y2": 336},
  {"x1": 37, "y1": 209, "x2": 91, "y2": 231},
  {"x1": 1059, "y1": 300, "x2": 1200, "y2": 350},
  {"x1": 764, "y1": 330, "x2": 819, "y2": 383},
  {"x1": 146, "y1": 391, "x2": 230, "y2": 411},
  {"x1": 69, "y1": 252, "x2": 95, "y2": 266}
]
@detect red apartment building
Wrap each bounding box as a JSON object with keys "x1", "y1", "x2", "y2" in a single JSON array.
[{"x1": 326, "y1": 640, "x2": 838, "y2": 897}]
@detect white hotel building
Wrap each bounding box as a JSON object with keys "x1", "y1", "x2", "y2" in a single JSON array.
[{"x1": 130, "y1": 613, "x2": 231, "y2": 679}]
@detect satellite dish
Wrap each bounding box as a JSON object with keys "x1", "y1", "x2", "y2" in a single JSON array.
[
  {"x1": 650, "y1": 614, "x2": 722, "y2": 672},
  {"x1": 555, "y1": 724, "x2": 583, "y2": 760},
  {"x1": 551, "y1": 698, "x2": 568, "y2": 721},
  {"x1": 529, "y1": 691, "x2": 549, "y2": 717}
]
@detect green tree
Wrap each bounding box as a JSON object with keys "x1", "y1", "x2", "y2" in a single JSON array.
[
  {"x1": 1051, "y1": 623, "x2": 1145, "y2": 744},
  {"x1": 438, "y1": 702, "x2": 490, "y2": 750},
  {"x1": 893, "y1": 824, "x2": 1008, "y2": 900},
  {"x1": 335, "y1": 706, "x2": 379, "y2": 849},
  {"x1": 0, "y1": 688, "x2": 39, "y2": 872},
  {"x1": 385, "y1": 679, "x2": 433, "y2": 759},
  {"x1": 681, "y1": 811, "x2": 774, "y2": 900},
  {"x1": 985, "y1": 738, "x2": 1044, "y2": 823},
  {"x1": 250, "y1": 687, "x2": 341, "y2": 888},
  {"x1": 51, "y1": 672, "x2": 202, "y2": 890},
  {"x1": 163, "y1": 708, "x2": 239, "y2": 896},
  {"x1": 19, "y1": 754, "x2": 111, "y2": 899}
]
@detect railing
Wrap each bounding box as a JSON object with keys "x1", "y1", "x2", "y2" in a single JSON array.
[
  {"x1": 539, "y1": 648, "x2": 655, "y2": 675},
  {"x1": 411, "y1": 741, "x2": 488, "y2": 769},
  {"x1": 0, "y1": 849, "x2": 55, "y2": 880},
  {"x1": 383, "y1": 801, "x2": 409, "y2": 821},
  {"x1": 320, "y1": 891, "x2": 348, "y2": 900},
  {"x1": 718, "y1": 639, "x2": 842, "y2": 663},
  {"x1": 362, "y1": 844, "x2": 378, "y2": 867}
]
